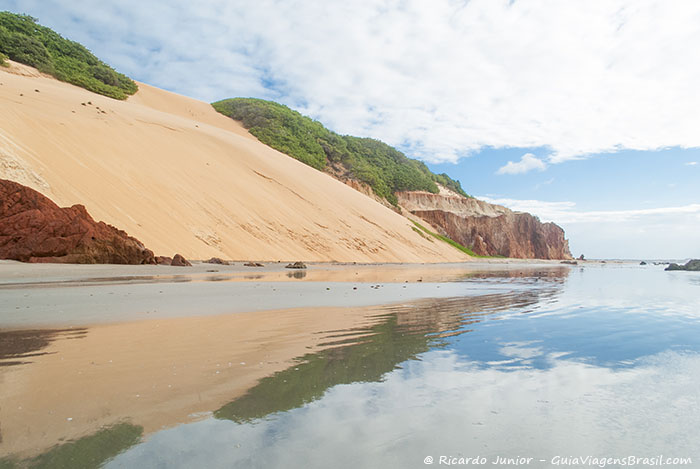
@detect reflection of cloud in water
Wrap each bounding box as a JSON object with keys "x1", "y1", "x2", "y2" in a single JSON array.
[
  {"x1": 539, "y1": 266, "x2": 700, "y2": 320},
  {"x1": 489, "y1": 341, "x2": 545, "y2": 368},
  {"x1": 107, "y1": 350, "x2": 700, "y2": 469}
]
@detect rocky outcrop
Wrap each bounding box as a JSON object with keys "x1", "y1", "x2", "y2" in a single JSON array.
[
  {"x1": 397, "y1": 190, "x2": 572, "y2": 260},
  {"x1": 665, "y1": 260, "x2": 700, "y2": 271},
  {"x1": 205, "y1": 257, "x2": 229, "y2": 265},
  {"x1": 171, "y1": 254, "x2": 192, "y2": 267},
  {"x1": 0, "y1": 179, "x2": 155, "y2": 264}
]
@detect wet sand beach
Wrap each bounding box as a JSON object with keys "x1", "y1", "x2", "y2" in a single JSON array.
[
  {"x1": 0, "y1": 260, "x2": 569, "y2": 460},
  {"x1": 0, "y1": 260, "x2": 567, "y2": 328}
]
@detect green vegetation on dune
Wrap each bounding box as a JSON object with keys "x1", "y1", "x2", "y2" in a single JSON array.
[
  {"x1": 212, "y1": 98, "x2": 468, "y2": 205},
  {"x1": 0, "y1": 12, "x2": 137, "y2": 99},
  {"x1": 411, "y1": 220, "x2": 495, "y2": 258}
]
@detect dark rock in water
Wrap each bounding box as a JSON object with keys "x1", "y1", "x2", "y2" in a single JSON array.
[
  {"x1": 171, "y1": 254, "x2": 191, "y2": 267},
  {"x1": 244, "y1": 262, "x2": 264, "y2": 267},
  {"x1": 640, "y1": 261, "x2": 647, "y2": 265},
  {"x1": 0, "y1": 178, "x2": 155, "y2": 264},
  {"x1": 561, "y1": 260, "x2": 578, "y2": 265},
  {"x1": 285, "y1": 261, "x2": 307, "y2": 269},
  {"x1": 206, "y1": 257, "x2": 229, "y2": 265},
  {"x1": 665, "y1": 260, "x2": 700, "y2": 271},
  {"x1": 578, "y1": 254, "x2": 585, "y2": 261},
  {"x1": 155, "y1": 256, "x2": 172, "y2": 265}
]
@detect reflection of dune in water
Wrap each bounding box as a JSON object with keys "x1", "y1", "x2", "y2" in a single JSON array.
[
  {"x1": 0, "y1": 278, "x2": 561, "y2": 460},
  {"x1": 106, "y1": 350, "x2": 700, "y2": 469},
  {"x1": 214, "y1": 284, "x2": 561, "y2": 423},
  {"x1": 0, "y1": 328, "x2": 87, "y2": 367}
]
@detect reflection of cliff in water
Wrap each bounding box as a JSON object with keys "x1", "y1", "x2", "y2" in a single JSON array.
[
  {"x1": 457, "y1": 266, "x2": 570, "y2": 283},
  {"x1": 215, "y1": 275, "x2": 566, "y2": 423},
  {"x1": 0, "y1": 328, "x2": 87, "y2": 367}
]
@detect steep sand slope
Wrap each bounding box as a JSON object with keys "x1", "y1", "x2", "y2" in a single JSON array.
[{"x1": 0, "y1": 62, "x2": 468, "y2": 262}]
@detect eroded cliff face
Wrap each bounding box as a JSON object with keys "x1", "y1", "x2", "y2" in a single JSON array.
[{"x1": 397, "y1": 191, "x2": 572, "y2": 260}]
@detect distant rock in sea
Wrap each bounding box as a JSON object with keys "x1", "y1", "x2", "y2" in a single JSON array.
[
  {"x1": 285, "y1": 261, "x2": 307, "y2": 269},
  {"x1": 665, "y1": 260, "x2": 700, "y2": 271},
  {"x1": 0, "y1": 179, "x2": 155, "y2": 264}
]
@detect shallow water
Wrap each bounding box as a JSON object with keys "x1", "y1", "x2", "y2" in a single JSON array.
[{"x1": 1, "y1": 264, "x2": 699, "y2": 468}]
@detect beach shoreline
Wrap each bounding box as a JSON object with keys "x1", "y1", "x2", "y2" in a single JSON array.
[{"x1": 0, "y1": 260, "x2": 589, "y2": 329}]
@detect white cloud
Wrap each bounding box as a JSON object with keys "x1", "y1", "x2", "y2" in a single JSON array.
[
  {"x1": 479, "y1": 197, "x2": 700, "y2": 224},
  {"x1": 534, "y1": 178, "x2": 555, "y2": 190},
  {"x1": 6, "y1": 0, "x2": 700, "y2": 163},
  {"x1": 479, "y1": 197, "x2": 700, "y2": 258},
  {"x1": 686, "y1": 161, "x2": 698, "y2": 166},
  {"x1": 496, "y1": 153, "x2": 547, "y2": 175}
]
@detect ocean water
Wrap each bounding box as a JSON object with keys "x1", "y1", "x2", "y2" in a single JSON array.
[{"x1": 2, "y1": 264, "x2": 699, "y2": 468}]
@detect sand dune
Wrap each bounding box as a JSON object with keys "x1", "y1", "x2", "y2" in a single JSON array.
[{"x1": 0, "y1": 61, "x2": 468, "y2": 262}]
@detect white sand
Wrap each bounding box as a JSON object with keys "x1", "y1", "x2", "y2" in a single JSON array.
[{"x1": 0, "y1": 61, "x2": 468, "y2": 262}]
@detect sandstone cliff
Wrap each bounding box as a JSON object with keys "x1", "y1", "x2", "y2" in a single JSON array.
[
  {"x1": 0, "y1": 179, "x2": 155, "y2": 264},
  {"x1": 397, "y1": 190, "x2": 572, "y2": 260}
]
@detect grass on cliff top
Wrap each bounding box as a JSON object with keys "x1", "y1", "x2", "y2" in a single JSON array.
[
  {"x1": 0, "y1": 12, "x2": 137, "y2": 99},
  {"x1": 211, "y1": 98, "x2": 469, "y2": 206},
  {"x1": 411, "y1": 220, "x2": 496, "y2": 258}
]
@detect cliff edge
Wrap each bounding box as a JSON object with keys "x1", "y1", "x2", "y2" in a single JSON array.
[{"x1": 397, "y1": 190, "x2": 572, "y2": 260}]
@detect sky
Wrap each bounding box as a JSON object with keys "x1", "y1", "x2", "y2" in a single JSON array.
[{"x1": 2, "y1": 0, "x2": 699, "y2": 259}]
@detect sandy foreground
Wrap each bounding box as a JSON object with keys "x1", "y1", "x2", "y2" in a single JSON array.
[
  {"x1": 0, "y1": 61, "x2": 467, "y2": 263},
  {"x1": 0, "y1": 260, "x2": 572, "y2": 458}
]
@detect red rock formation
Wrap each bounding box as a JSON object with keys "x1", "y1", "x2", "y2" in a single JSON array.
[
  {"x1": 155, "y1": 256, "x2": 173, "y2": 265},
  {"x1": 398, "y1": 190, "x2": 572, "y2": 260},
  {"x1": 0, "y1": 179, "x2": 155, "y2": 264},
  {"x1": 171, "y1": 254, "x2": 192, "y2": 266}
]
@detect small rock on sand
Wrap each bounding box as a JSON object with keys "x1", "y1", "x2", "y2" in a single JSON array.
[
  {"x1": 171, "y1": 254, "x2": 192, "y2": 267},
  {"x1": 205, "y1": 257, "x2": 229, "y2": 265}
]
